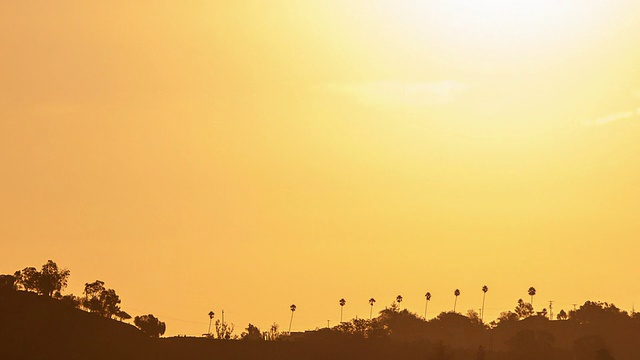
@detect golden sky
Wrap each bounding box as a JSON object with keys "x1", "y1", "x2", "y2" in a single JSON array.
[{"x1": 2, "y1": 1, "x2": 640, "y2": 336}]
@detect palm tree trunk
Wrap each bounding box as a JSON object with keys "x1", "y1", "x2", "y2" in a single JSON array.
[
  {"x1": 340, "y1": 307, "x2": 343, "y2": 323},
  {"x1": 481, "y1": 293, "x2": 486, "y2": 323},
  {"x1": 369, "y1": 305, "x2": 373, "y2": 319},
  {"x1": 208, "y1": 318, "x2": 212, "y2": 335},
  {"x1": 424, "y1": 300, "x2": 428, "y2": 319},
  {"x1": 454, "y1": 296, "x2": 458, "y2": 312},
  {"x1": 288, "y1": 312, "x2": 294, "y2": 333}
]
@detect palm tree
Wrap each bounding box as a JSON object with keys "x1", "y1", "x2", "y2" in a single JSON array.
[
  {"x1": 453, "y1": 289, "x2": 460, "y2": 312},
  {"x1": 395, "y1": 295, "x2": 403, "y2": 309},
  {"x1": 481, "y1": 285, "x2": 488, "y2": 323},
  {"x1": 339, "y1": 298, "x2": 346, "y2": 323},
  {"x1": 288, "y1": 304, "x2": 296, "y2": 333},
  {"x1": 369, "y1": 298, "x2": 376, "y2": 319},
  {"x1": 207, "y1": 311, "x2": 214, "y2": 336},
  {"x1": 528, "y1": 287, "x2": 536, "y2": 308},
  {"x1": 424, "y1": 292, "x2": 432, "y2": 319}
]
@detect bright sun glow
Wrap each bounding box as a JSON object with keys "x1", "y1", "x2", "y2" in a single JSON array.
[{"x1": 372, "y1": 0, "x2": 606, "y2": 52}]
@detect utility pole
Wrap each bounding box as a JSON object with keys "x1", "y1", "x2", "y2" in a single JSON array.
[
  {"x1": 548, "y1": 301, "x2": 554, "y2": 320},
  {"x1": 327, "y1": 320, "x2": 330, "y2": 328}
]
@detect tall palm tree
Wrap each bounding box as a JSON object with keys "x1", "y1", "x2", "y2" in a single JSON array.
[
  {"x1": 339, "y1": 298, "x2": 346, "y2": 323},
  {"x1": 207, "y1": 311, "x2": 215, "y2": 336},
  {"x1": 453, "y1": 289, "x2": 461, "y2": 312},
  {"x1": 396, "y1": 295, "x2": 403, "y2": 310},
  {"x1": 528, "y1": 287, "x2": 536, "y2": 308},
  {"x1": 288, "y1": 304, "x2": 296, "y2": 333},
  {"x1": 424, "y1": 292, "x2": 432, "y2": 319},
  {"x1": 369, "y1": 298, "x2": 376, "y2": 319},
  {"x1": 481, "y1": 286, "x2": 488, "y2": 323}
]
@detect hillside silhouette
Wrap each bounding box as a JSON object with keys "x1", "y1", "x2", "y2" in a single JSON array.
[
  {"x1": 0, "y1": 290, "x2": 147, "y2": 359},
  {"x1": 5, "y1": 290, "x2": 640, "y2": 360},
  {"x1": 3, "y1": 261, "x2": 640, "y2": 360}
]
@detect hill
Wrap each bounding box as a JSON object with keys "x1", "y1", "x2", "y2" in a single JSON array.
[
  {"x1": 0, "y1": 290, "x2": 147, "y2": 360},
  {"x1": 0, "y1": 291, "x2": 464, "y2": 360},
  {"x1": 3, "y1": 289, "x2": 640, "y2": 360}
]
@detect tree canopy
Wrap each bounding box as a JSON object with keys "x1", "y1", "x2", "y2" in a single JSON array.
[
  {"x1": 13, "y1": 260, "x2": 70, "y2": 296},
  {"x1": 134, "y1": 314, "x2": 166, "y2": 338},
  {"x1": 241, "y1": 323, "x2": 263, "y2": 341},
  {"x1": 82, "y1": 280, "x2": 122, "y2": 319}
]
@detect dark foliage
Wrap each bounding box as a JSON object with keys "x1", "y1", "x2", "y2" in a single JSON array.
[
  {"x1": 0, "y1": 274, "x2": 16, "y2": 292},
  {"x1": 241, "y1": 323, "x2": 263, "y2": 340},
  {"x1": 13, "y1": 260, "x2": 70, "y2": 297},
  {"x1": 135, "y1": 314, "x2": 167, "y2": 338},
  {"x1": 82, "y1": 280, "x2": 122, "y2": 318},
  {"x1": 3, "y1": 260, "x2": 640, "y2": 359},
  {"x1": 0, "y1": 291, "x2": 146, "y2": 360}
]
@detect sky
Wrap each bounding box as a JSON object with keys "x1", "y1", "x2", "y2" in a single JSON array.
[{"x1": 2, "y1": 1, "x2": 640, "y2": 336}]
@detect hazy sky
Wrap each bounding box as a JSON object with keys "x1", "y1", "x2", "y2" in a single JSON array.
[{"x1": 2, "y1": 1, "x2": 640, "y2": 336}]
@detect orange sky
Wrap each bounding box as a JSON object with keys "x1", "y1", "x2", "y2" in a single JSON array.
[{"x1": 2, "y1": 1, "x2": 640, "y2": 336}]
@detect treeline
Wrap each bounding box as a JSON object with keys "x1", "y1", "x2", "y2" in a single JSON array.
[
  {"x1": 205, "y1": 298, "x2": 640, "y2": 360},
  {"x1": 0, "y1": 260, "x2": 165, "y2": 337},
  {"x1": 192, "y1": 300, "x2": 640, "y2": 359},
  {"x1": 3, "y1": 260, "x2": 640, "y2": 359},
  {"x1": 240, "y1": 301, "x2": 636, "y2": 359}
]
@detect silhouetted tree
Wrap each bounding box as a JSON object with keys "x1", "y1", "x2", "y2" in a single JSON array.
[
  {"x1": 265, "y1": 323, "x2": 280, "y2": 340},
  {"x1": 82, "y1": 280, "x2": 121, "y2": 318},
  {"x1": 556, "y1": 309, "x2": 568, "y2": 320},
  {"x1": 100, "y1": 289, "x2": 121, "y2": 317},
  {"x1": 14, "y1": 261, "x2": 70, "y2": 296},
  {"x1": 207, "y1": 311, "x2": 215, "y2": 336},
  {"x1": 515, "y1": 299, "x2": 534, "y2": 319},
  {"x1": 430, "y1": 311, "x2": 484, "y2": 347},
  {"x1": 376, "y1": 306, "x2": 425, "y2": 341},
  {"x1": 396, "y1": 295, "x2": 403, "y2": 306},
  {"x1": 453, "y1": 289, "x2": 460, "y2": 312},
  {"x1": 38, "y1": 260, "x2": 70, "y2": 297},
  {"x1": 528, "y1": 287, "x2": 536, "y2": 308},
  {"x1": 493, "y1": 310, "x2": 519, "y2": 326},
  {"x1": 339, "y1": 298, "x2": 346, "y2": 323},
  {"x1": 241, "y1": 323, "x2": 263, "y2": 340},
  {"x1": 369, "y1": 298, "x2": 376, "y2": 319},
  {"x1": 425, "y1": 292, "x2": 432, "y2": 319},
  {"x1": 481, "y1": 285, "x2": 488, "y2": 323},
  {"x1": 537, "y1": 308, "x2": 548, "y2": 317},
  {"x1": 288, "y1": 304, "x2": 296, "y2": 333},
  {"x1": 467, "y1": 309, "x2": 482, "y2": 325},
  {"x1": 386, "y1": 301, "x2": 401, "y2": 313},
  {"x1": 14, "y1": 267, "x2": 39, "y2": 292},
  {"x1": 134, "y1": 314, "x2": 166, "y2": 338},
  {"x1": 83, "y1": 279, "x2": 103, "y2": 296},
  {"x1": 570, "y1": 301, "x2": 629, "y2": 325},
  {"x1": 215, "y1": 319, "x2": 234, "y2": 339},
  {"x1": 333, "y1": 318, "x2": 370, "y2": 338}
]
